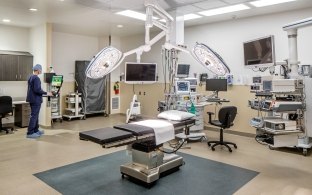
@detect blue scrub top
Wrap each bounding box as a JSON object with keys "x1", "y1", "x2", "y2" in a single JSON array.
[{"x1": 26, "y1": 75, "x2": 47, "y2": 105}]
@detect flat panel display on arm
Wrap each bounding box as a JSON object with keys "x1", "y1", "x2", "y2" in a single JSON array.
[
  {"x1": 244, "y1": 35, "x2": 275, "y2": 69},
  {"x1": 125, "y1": 62, "x2": 157, "y2": 84}
]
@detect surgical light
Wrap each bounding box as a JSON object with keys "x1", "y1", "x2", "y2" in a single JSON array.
[
  {"x1": 86, "y1": 47, "x2": 123, "y2": 79},
  {"x1": 87, "y1": 1, "x2": 231, "y2": 79},
  {"x1": 192, "y1": 43, "x2": 230, "y2": 76}
]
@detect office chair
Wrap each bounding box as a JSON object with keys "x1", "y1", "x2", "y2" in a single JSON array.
[
  {"x1": 207, "y1": 106, "x2": 237, "y2": 152},
  {"x1": 0, "y1": 96, "x2": 14, "y2": 134}
]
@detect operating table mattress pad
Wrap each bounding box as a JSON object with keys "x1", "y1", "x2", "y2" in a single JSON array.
[
  {"x1": 113, "y1": 124, "x2": 154, "y2": 136},
  {"x1": 79, "y1": 127, "x2": 133, "y2": 144}
]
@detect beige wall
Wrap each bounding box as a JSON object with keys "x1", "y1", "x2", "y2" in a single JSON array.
[
  {"x1": 119, "y1": 82, "x2": 258, "y2": 134},
  {"x1": 120, "y1": 82, "x2": 166, "y2": 117},
  {"x1": 197, "y1": 85, "x2": 258, "y2": 134}
]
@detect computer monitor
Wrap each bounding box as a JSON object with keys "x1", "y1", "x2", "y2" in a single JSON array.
[
  {"x1": 51, "y1": 75, "x2": 63, "y2": 87},
  {"x1": 177, "y1": 64, "x2": 190, "y2": 78},
  {"x1": 175, "y1": 80, "x2": 190, "y2": 94},
  {"x1": 206, "y1": 79, "x2": 227, "y2": 92}
]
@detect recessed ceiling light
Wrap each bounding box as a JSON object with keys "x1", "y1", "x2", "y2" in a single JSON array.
[
  {"x1": 59, "y1": 0, "x2": 65, "y2": 1},
  {"x1": 198, "y1": 4, "x2": 250, "y2": 16},
  {"x1": 158, "y1": 14, "x2": 201, "y2": 22},
  {"x1": 29, "y1": 8, "x2": 38, "y2": 12},
  {"x1": 117, "y1": 24, "x2": 123, "y2": 28},
  {"x1": 250, "y1": 0, "x2": 296, "y2": 7},
  {"x1": 116, "y1": 10, "x2": 147, "y2": 21},
  {"x1": 184, "y1": 14, "x2": 202, "y2": 21},
  {"x1": 2, "y1": 19, "x2": 11, "y2": 23},
  {"x1": 116, "y1": 10, "x2": 158, "y2": 21}
]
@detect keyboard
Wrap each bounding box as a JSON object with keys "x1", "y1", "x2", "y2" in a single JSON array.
[{"x1": 206, "y1": 98, "x2": 229, "y2": 102}]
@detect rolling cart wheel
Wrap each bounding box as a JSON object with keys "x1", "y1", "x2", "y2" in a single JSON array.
[
  {"x1": 121, "y1": 174, "x2": 125, "y2": 179},
  {"x1": 104, "y1": 113, "x2": 109, "y2": 117},
  {"x1": 303, "y1": 149, "x2": 308, "y2": 156}
]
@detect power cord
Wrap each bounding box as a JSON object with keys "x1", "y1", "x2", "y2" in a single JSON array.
[{"x1": 158, "y1": 139, "x2": 187, "y2": 154}]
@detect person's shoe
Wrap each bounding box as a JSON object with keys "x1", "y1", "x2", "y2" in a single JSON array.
[
  {"x1": 26, "y1": 132, "x2": 41, "y2": 139},
  {"x1": 37, "y1": 130, "x2": 45, "y2": 135}
]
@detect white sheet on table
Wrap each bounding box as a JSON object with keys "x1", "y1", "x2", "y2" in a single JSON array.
[{"x1": 132, "y1": 120, "x2": 174, "y2": 145}]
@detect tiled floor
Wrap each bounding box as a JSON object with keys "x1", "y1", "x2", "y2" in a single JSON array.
[{"x1": 0, "y1": 114, "x2": 312, "y2": 195}]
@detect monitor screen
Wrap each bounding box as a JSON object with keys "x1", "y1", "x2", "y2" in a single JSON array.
[
  {"x1": 262, "y1": 80, "x2": 272, "y2": 92},
  {"x1": 51, "y1": 75, "x2": 63, "y2": 87},
  {"x1": 243, "y1": 35, "x2": 275, "y2": 68},
  {"x1": 206, "y1": 79, "x2": 227, "y2": 91},
  {"x1": 125, "y1": 62, "x2": 157, "y2": 84},
  {"x1": 175, "y1": 81, "x2": 190, "y2": 94},
  {"x1": 177, "y1": 64, "x2": 190, "y2": 78},
  {"x1": 184, "y1": 78, "x2": 197, "y2": 86}
]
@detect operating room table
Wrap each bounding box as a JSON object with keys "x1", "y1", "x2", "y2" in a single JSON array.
[{"x1": 79, "y1": 118, "x2": 196, "y2": 185}]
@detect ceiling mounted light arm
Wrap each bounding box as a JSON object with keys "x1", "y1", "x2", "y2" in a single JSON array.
[
  {"x1": 125, "y1": 30, "x2": 166, "y2": 58},
  {"x1": 163, "y1": 42, "x2": 190, "y2": 54},
  {"x1": 192, "y1": 43, "x2": 230, "y2": 76},
  {"x1": 86, "y1": 1, "x2": 230, "y2": 79},
  {"x1": 145, "y1": 0, "x2": 174, "y2": 22}
]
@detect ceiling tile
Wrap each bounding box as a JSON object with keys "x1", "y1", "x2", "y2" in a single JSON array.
[
  {"x1": 108, "y1": 0, "x2": 145, "y2": 11},
  {"x1": 174, "y1": 0, "x2": 204, "y2": 4},
  {"x1": 176, "y1": 5, "x2": 202, "y2": 14},
  {"x1": 193, "y1": 0, "x2": 228, "y2": 10}
]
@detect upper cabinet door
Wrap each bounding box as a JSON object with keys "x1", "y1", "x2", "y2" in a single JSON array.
[
  {"x1": 1, "y1": 54, "x2": 18, "y2": 81},
  {"x1": 18, "y1": 55, "x2": 33, "y2": 81}
]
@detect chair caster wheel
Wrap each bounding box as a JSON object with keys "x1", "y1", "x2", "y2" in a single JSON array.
[
  {"x1": 234, "y1": 145, "x2": 237, "y2": 149},
  {"x1": 211, "y1": 147, "x2": 215, "y2": 151},
  {"x1": 207, "y1": 143, "x2": 211, "y2": 147},
  {"x1": 229, "y1": 149, "x2": 232, "y2": 152}
]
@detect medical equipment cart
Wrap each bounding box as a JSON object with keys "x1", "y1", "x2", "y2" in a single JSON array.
[{"x1": 63, "y1": 92, "x2": 84, "y2": 120}]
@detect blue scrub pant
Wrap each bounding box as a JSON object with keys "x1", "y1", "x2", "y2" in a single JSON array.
[{"x1": 27, "y1": 103, "x2": 41, "y2": 135}]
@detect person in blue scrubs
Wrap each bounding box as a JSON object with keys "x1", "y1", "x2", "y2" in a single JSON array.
[{"x1": 26, "y1": 64, "x2": 52, "y2": 138}]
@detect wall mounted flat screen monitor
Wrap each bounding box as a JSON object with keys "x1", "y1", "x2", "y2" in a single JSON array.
[
  {"x1": 125, "y1": 62, "x2": 157, "y2": 84},
  {"x1": 177, "y1": 64, "x2": 190, "y2": 78},
  {"x1": 206, "y1": 79, "x2": 227, "y2": 92},
  {"x1": 51, "y1": 75, "x2": 63, "y2": 87},
  {"x1": 243, "y1": 35, "x2": 275, "y2": 68}
]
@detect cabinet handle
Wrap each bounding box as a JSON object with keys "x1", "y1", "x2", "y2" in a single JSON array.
[
  {"x1": 20, "y1": 75, "x2": 21, "y2": 79},
  {"x1": 16, "y1": 74, "x2": 17, "y2": 79}
]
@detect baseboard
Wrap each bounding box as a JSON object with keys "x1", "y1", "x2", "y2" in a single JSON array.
[{"x1": 204, "y1": 125, "x2": 255, "y2": 138}]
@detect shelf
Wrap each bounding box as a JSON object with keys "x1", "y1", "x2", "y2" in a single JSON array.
[
  {"x1": 65, "y1": 100, "x2": 81, "y2": 103},
  {"x1": 65, "y1": 108, "x2": 82, "y2": 112},
  {"x1": 258, "y1": 128, "x2": 302, "y2": 135}
]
